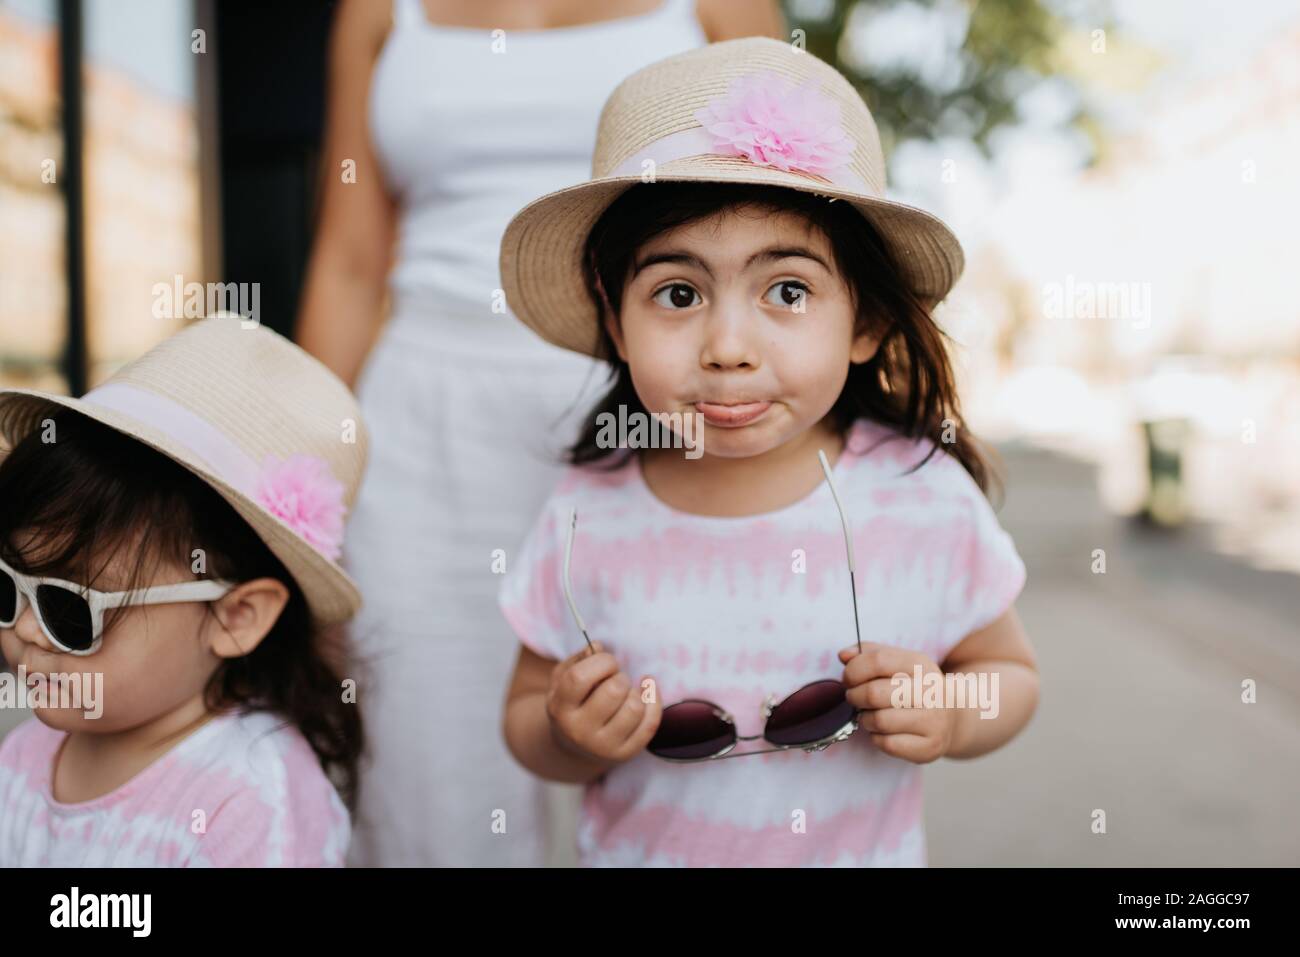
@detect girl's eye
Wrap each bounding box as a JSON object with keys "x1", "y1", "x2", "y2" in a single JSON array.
[
  {"x1": 764, "y1": 281, "x2": 809, "y2": 309},
  {"x1": 652, "y1": 284, "x2": 701, "y2": 309}
]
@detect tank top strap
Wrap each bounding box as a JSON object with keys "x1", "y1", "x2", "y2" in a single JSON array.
[{"x1": 390, "y1": 0, "x2": 425, "y2": 29}]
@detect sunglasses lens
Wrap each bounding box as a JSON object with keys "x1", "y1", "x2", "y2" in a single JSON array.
[
  {"x1": 0, "y1": 568, "x2": 16, "y2": 624},
  {"x1": 35, "y1": 584, "x2": 94, "y2": 652},
  {"x1": 765, "y1": 679, "x2": 856, "y2": 746},
  {"x1": 648, "y1": 701, "x2": 736, "y2": 760}
]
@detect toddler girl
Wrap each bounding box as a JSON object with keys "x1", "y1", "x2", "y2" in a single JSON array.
[
  {"x1": 497, "y1": 37, "x2": 1038, "y2": 866},
  {"x1": 0, "y1": 316, "x2": 367, "y2": 866}
]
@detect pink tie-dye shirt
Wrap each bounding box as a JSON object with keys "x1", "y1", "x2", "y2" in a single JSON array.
[
  {"x1": 0, "y1": 709, "x2": 349, "y2": 866},
  {"x1": 499, "y1": 418, "x2": 1026, "y2": 867}
]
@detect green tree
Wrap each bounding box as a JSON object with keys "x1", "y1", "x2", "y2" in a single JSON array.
[{"x1": 784, "y1": 0, "x2": 1110, "y2": 162}]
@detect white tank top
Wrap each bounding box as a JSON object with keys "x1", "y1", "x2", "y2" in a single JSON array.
[{"x1": 368, "y1": 0, "x2": 707, "y2": 350}]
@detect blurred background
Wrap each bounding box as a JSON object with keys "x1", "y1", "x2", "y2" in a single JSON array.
[{"x1": 1, "y1": 0, "x2": 1297, "y2": 864}]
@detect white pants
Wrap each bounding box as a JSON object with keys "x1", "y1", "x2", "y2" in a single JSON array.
[{"x1": 343, "y1": 306, "x2": 602, "y2": 866}]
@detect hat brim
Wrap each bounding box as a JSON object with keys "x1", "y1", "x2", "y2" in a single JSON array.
[
  {"x1": 500, "y1": 159, "x2": 966, "y2": 357},
  {"x1": 0, "y1": 388, "x2": 361, "y2": 625}
]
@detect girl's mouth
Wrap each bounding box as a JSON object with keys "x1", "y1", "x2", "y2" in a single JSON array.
[{"x1": 694, "y1": 400, "x2": 772, "y2": 428}]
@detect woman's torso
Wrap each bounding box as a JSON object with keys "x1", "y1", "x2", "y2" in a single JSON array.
[{"x1": 368, "y1": 0, "x2": 706, "y2": 354}]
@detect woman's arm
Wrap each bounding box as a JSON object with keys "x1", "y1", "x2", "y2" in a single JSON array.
[
  {"x1": 294, "y1": 0, "x2": 398, "y2": 389},
  {"x1": 940, "y1": 606, "x2": 1039, "y2": 760},
  {"x1": 695, "y1": 0, "x2": 786, "y2": 42}
]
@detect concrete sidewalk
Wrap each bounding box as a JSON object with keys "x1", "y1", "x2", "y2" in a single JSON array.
[{"x1": 925, "y1": 445, "x2": 1300, "y2": 866}]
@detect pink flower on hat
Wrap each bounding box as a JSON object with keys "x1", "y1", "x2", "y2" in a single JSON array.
[
  {"x1": 255, "y1": 454, "x2": 347, "y2": 561},
  {"x1": 694, "y1": 70, "x2": 855, "y2": 179}
]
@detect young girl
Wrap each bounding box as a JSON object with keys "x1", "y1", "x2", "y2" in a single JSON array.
[
  {"x1": 497, "y1": 37, "x2": 1038, "y2": 866},
  {"x1": 0, "y1": 316, "x2": 367, "y2": 866}
]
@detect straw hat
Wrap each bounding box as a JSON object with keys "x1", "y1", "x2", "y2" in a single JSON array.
[
  {"x1": 0, "y1": 315, "x2": 369, "y2": 625},
  {"x1": 500, "y1": 36, "x2": 966, "y2": 358}
]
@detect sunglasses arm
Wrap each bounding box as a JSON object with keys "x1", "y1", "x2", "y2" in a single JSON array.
[
  {"x1": 819, "y1": 449, "x2": 863, "y2": 655},
  {"x1": 563, "y1": 508, "x2": 595, "y2": 652},
  {"x1": 98, "y1": 579, "x2": 237, "y2": 610}
]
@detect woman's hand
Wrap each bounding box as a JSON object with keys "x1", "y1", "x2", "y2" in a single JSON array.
[
  {"x1": 546, "y1": 642, "x2": 662, "y2": 765},
  {"x1": 838, "y1": 643, "x2": 957, "y2": 764}
]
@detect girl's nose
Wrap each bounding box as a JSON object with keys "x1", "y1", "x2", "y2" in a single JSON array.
[
  {"x1": 11, "y1": 602, "x2": 55, "y2": 652},
  {"x1": 699, "y1": 301, "x2": 760, "y2": 371}
]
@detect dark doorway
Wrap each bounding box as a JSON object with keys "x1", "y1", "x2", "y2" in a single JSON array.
[{"x1": 215, "y1": 0, "x2": 337, "y2": 339}]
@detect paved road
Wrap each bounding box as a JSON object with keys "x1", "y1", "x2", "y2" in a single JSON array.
[{"x1": 925, "y1": 444, "x2": 1300, "y2": 866}]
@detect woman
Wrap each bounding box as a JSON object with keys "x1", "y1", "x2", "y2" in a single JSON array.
[{"x1": 296, "y1": 0, "x2": 785, "y2": 866}]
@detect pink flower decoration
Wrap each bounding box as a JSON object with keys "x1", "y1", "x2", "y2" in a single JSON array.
[
  {"x1": 694, "y1": 70, "x2": 855, "y2": 179},
  {"x1": 255, "y1": 454, "x2": 347, "y2": 562}
]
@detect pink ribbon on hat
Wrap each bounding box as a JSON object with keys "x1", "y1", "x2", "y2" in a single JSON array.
[
  {"x1": 608, "y1": 70, "x2": 865, "y2": 191},
  {"x1": 82, "y1": 382, "x2": 347, "y2": 561}
]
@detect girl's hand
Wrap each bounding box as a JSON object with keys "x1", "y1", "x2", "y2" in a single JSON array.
[
  {"x1": 838, "y1": 643, "x2": 956, "y2": 764},
  {"x1": 546, "y1": 641, "x2": 662, "y2": 765}
]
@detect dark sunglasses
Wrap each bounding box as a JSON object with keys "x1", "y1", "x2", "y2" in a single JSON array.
[
  {"x1": 563, "y1": 448, "x2": 864, "y2": 762},
  {"x1": 0, "y1": 555, "x2": 234, "y2": 656}
]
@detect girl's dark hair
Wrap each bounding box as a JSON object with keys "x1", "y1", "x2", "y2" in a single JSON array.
[
  {"x1": 571, "y1": 182, "x2": 998, "y2": 496},
  {"x1": 0, "y1": 409, "x2": 363, "y2": 809}
]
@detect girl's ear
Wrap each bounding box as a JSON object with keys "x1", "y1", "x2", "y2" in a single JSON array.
[
  {"x1": 603, "y1": 306, "x2": 628, "y2": 362},
  {"x1": 591, "y1": 262, "x2": 628, "y2": 362},
  {"x1": 849, "y1": 323, "x2": 885, "y2": 365},
  {"x1": 206, "y1": 578, "x2": 290, "y2": 659}
]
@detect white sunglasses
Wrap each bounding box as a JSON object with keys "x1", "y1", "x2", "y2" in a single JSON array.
[{"x1": 0, "y1": 555, "x2": 236, "y2": 656}]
